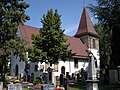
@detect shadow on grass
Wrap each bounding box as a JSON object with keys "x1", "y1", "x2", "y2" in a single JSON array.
[{"x1": 69, "y1": 82, "x2": 120, "y2": 90}]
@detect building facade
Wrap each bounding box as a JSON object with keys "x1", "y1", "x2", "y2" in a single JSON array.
[{"x1": 10, "y1": 6, "x2": 100, "y2": 81}]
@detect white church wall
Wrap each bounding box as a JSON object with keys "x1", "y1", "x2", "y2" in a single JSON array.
[
  {"x1": 10, "y1": 52, "x2": 90, "y2": 80},
  {"x1": 53, "y1": 58, "x2": 89, "y2": 77}
]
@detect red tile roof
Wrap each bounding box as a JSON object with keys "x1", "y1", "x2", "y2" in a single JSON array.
[
  {"x1": 65, "y1": 35, "x2": 88, "y2": 59},
  {"x1": 75, "y1": 6, "x2": 98, "y2": 37},
  {"x1": 19, "y1": 25, "x2": 40, "y2": 47},
  {"x1": 19, "y1": 25, "x2": 88, "y2": 59}
]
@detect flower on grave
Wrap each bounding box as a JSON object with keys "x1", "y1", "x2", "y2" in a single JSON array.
[
  {"x1": 69, "y1": 83, "x2": 75, "y2": 87},
  {"x1": 28, "y1": 83, "x2": 33, "y2": 86},
  {"x1": 22, "y1": 81, "x2": 28, "y2": 84},
  {"x1": 34, "y1": 84, "x2": 41, "y2": 89},
  {"x1": 14, "y1": 79, "x2": 21, "y2": 83},
  {"x1": 56, "y1": 81, "x2": 60, "y2": 84},
  {"x1": 56, "y1": 87, "x2": 65, "y2": 90},
  {"x1": 56, "y1": 81, "x2": 60, "y2": 87}
]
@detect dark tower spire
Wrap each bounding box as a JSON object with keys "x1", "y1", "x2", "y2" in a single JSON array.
[{"x1": 75, "y1": 6, "x2": 98, "y2": 37}]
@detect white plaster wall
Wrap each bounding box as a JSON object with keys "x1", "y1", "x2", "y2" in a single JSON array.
[{"x1": 53, "y1": 58, "x2": 89, "y2": 76}]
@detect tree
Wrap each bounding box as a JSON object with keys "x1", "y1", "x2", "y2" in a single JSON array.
[
  {"x1": 28, "y1": 9, "x2": 72, "y2": 65},
  {"x1": 0, "y1": 0, "x2": 29, "y2": 82},
  {"x1": 89, "y1": 0, "x2": 120, "y2": 66},
  {"x1": 94, "y1": 24, "x2": 112, "y2": 68}
]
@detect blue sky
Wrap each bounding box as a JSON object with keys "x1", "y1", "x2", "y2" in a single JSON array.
[{"x1": 25, "y1": 0, "x2": 97, "y2": 36}]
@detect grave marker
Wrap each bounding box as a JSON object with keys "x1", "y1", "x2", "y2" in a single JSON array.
[{"x1": 0, "y1": 82, "x2": 3, "y2": 90}]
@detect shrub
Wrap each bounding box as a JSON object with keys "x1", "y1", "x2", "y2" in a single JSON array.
[{"x1": 33, "y1": 79, "x2": 40, "y2": 85}]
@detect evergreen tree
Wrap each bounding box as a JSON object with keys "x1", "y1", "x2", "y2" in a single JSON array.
[
  {"x1": 0, "y1": 0, "x2": 29, "y2": 82},
  {"x1": 94, "y1": 24, "x2": 112, "y2": 68},
  {"x1": 89, "y1": 0, "x2": 120, "y2": 66},
  {"x1": 29, "y1": 9, "x2": 72, "y2": 65}
]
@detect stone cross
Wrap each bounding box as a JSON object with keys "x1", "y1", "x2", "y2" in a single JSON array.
[
  {"x1": 87, "y1": 53, "x2": 97, "y2": 80},
  {"x1": 86, "y1": 50, "x2": 99, "y2": 90}
]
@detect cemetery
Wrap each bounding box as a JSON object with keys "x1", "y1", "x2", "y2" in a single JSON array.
[
  {"x1": 1, "y1": 50, "x2": 120, "y2": 90},
  {"x1": 1, "y1": 0, "x2": 120, "y2": 90}
]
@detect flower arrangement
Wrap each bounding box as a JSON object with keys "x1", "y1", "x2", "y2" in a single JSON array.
[
  {"x1": 56, "y1": 86, "x2": 65, "y2": 90},
  {"x1": 22, "y1": 81, "x2": 28, "y2": 85},
  {"x1": 69, "y1": 83, "x2": 75, "y2": 87},
  {"x1": 28, "y1": 83, "x2": 33, "y2": 86},
  {"x1": 56, "y1": 81, "x2": 60, "y2": 87},
  {"x1": 34, "y1": 84, "x2": 41, "y2": 89},
  {"x1": 14, "y1": 79, "x2": 21, "y2": 83}
]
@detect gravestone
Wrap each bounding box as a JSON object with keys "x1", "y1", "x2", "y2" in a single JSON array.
[
  {"x1": 60, "y1": 74, "x2": 64, "y2": 86},
  {"x1": 77, "y1": 73, "x2": 80, "y2": 81},
  {"x1": 31, "y1": 73, "x2": 34, "y2": 82},
  {"x1": 53, "y1": 76, "x2": 56, "y2": 86},
  {"x1": 0, "y1": 82, "x2": 3, "y2": 90},
  {"x1": 8, "y1": 83, "x2": 22, "y2": 90},
  {"x1": 86, "y1": 52, "x2": 99, "y2": 90},
  {"x1": 43, "y1": 73, "x2": 49, "y2": 84},
  {"x1": 27, "y1": 75, "x2": 30, "y2": 82},
  {"x1": 109, "y1": 66, "x2": 120, "y2": 83},
  {"x1": 41, "y1": 84, "x2": 55, "y2": 90},
  {"x1": 48, "y1": 85, "x2": 55, "y2": 90},
  {"x1": 8, "y1": 84, "x2": 15, "y2": 90},
  {"x1": 64, "y1": 78, "x2": 69, "y2": 90},
  {"x1": 66, "y1": 72, "x2": 69, "y2": 79},
  {"x1": 15, "y1": 83, "x2": 22, "y2": 90}
]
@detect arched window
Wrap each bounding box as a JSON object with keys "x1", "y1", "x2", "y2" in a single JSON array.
[
  {"x1": 93, "y1": 39, "x2": 96, "y2": 48},
  {"x1": 61, "y1": 66, "x2": 65, "y2": 75},
  {"x1": 74, "y1": 58, "x2": 78, "y2": 68}
]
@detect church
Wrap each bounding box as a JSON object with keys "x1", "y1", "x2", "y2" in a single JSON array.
[{"x1": 10, "y1": 6, "x2": 100, "y2": 82}]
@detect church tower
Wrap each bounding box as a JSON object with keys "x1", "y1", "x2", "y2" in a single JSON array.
[{"x1": 75, "y1": 6, "x2": 100, "y2": 68}]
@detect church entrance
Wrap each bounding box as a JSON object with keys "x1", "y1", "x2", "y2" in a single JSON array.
[{"x1": 61, "y1": 66, "x2": 65, "y2": 75}]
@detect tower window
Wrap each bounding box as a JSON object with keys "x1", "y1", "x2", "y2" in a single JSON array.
[{"x1": 93, "y1": 39, "x2": 96, "y2": 49}]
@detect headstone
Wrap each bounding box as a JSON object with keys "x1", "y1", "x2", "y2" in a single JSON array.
[
  {"x1": 27, "y1": 75, "x2": 30, "y2": 82},
  {"x1": 53, "y1": 76, "x2": 56, "y2": 86},
  {"x1": 14, "y1": 83, "x2": 22, "y2": 90},
  {"x1": 43, "y1": 73, "x2": 49, "y2": 84},
  {"x1": 60, "y1": 74, "x2": 64, "y2": 86},
  {"x1": 81, "y1": 68, "x2": 85, "y2": 82},
  {"x1": 8, "y1": 83, "x2": 22, "y2": 90},
  {"x1": 64, "y1": 78, "x2": 69, "y2": 90},
  {"x1": 8, "y1": 84, "x2": 15, "y2": 90},
  {"x1": 109, "y1": 67, "x2": 120, "y2": 83},
  {"x1": 0, "y1": 82, "x2": 3, "y2": 90},
  {"x1": 66, "y1": 72, "x2": 69, "y2": 78},
  {"x1": 31, "y1": 73, "x2": 34, "y2": 82},
  {"x1": 77, "y1": 73, "x2": 80, "y2": 81},
  {"x1": 41, "y1": 84, "x2": 55, "y2": 90},
  {"x1": 86, "y1": 53, "x2": 99, "y2": 90},
  {"x1": 48, "y1": 85, "x2": 55, "y2": 90}
]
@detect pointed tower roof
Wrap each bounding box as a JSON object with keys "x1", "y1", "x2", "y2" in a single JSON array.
[{"x1": 75, "y1": 6, "x2": 98, "y2": 37}]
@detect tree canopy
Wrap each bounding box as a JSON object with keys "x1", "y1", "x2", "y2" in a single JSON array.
[
  {"x1": 89, "y1": 0, "x2": 120, "y2": 66},
  {"x1": 28, "y1": 9, "x2": 72, "y2": 65},
  {"x1": 94, "y1": 24, "x2": 112, "y2": 68},
  {"x1": 0, "y1": 0, "x2": 29, "y2": 81}
]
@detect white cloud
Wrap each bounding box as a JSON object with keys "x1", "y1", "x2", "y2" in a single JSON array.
[{"x1": 64, "y1": 24, "x2": 78, "y2": 36}]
